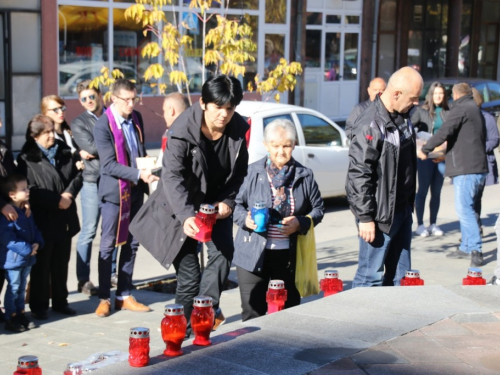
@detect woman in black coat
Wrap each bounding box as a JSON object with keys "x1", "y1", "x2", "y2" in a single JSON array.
[
  {"x1": 131, "y1": 75, "x2": 249, "y2": 334},
  {"x1": 232, "y1": 119, "x2": 324, "y2": 321},
  {"x1": 17, "y1": 114, "x2": 82, "y2": 320}
]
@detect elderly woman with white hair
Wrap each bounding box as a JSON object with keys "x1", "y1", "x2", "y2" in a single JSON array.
[{"x1": 232, "y1": 119, "x2": 324, "y2": 321}]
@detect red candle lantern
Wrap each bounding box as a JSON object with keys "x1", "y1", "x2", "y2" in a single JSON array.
[
  {"x1": 64, "y1": 362, "x2": 82, "y2": 375},
  {"x1": 128, "y1": 327, "x2": 150, "y2": 367},
  {"x1": 463, "y1": 267, "x2": 486, "y2": 285},
  {"x1": 320, "y1": 270, "x2": 343, "y2": 296},
  {"x1": 400, "y1": 269, "x2": 425, "y2": 286},
  {"x1": 194, "y1": 204, "x2": 217, "y2": 243},
  {"x1": 161, "y1": 304, "x2": 187, "y2": 356},
  {"x1": 266, "y1": 280, "x2": 287, "y2": 314},
  {"x1": 13, "y1": 356, "x2": 42, "y2": 375},
  {"x1": 191, "y1": 296, "x2": 215, "y2": 346}
]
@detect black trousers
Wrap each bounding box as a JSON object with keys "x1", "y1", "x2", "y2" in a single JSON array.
[
  {"x1": 29, "y1": 237, "x2": 72, "y2": 313},
  {"x1": 237, "y1": 249, "x2": 301, "y2": 322},
  {"x1": 173, "y1": 216, "x2": 233, "y2": 333}
]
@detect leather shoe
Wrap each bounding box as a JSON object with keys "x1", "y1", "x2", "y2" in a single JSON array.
[
  {"x1": 470, "y1": 250, "x2": 483, "y2": 267},
  {"x1": 115, "y1": 296, "x2": 151, "y2": 312},
  {"x1": 213, "y1": 311, "x2": 226, "y2": 331},
  {"x1": 78, "y1": 281, "x2": 98, "y2": 296},
  {"x1": 446, "y1": 248, "x2": 469, "y2": 259},
  {"x1": 53, "y1": 305, "x2": 76, "y2": 316},
  {"x1": 95, "y1": 299, "x2": 111, "y2": 317}
]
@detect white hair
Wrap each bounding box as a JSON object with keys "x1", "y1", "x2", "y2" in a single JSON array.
[{"x1": 264, "y1": 118, "x2": 296, "y2": 143}]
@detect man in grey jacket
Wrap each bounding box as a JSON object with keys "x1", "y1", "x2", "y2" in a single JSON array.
[
  {"x1": 418, "y1": 83, "x2": 488, "y2": 267},
  {"x1": 71, "y1": 80, "x2": 108, "y2": 295}
]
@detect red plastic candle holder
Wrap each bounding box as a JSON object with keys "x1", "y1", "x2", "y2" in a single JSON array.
[
  {"x1": 400, "y1": 269, "x2": 425, "y2": 286},
  {"x1": 191, "y1": 296, "x2": 215, "y2": 346},
  {"x1": 320, "y1": 270, "x2": 343, "y2": 296},
  {"x1": 463, "y1": 267, "x2": 486, "y2": 285},
  {"x1": 194, "y1": 204, "x2": 217, "y2": 243},
  {"x1": 266, "y1": 280, "x2": 287, "y2": 314},
  {"x1": 128, "y1": 327, "x2": 150, "y2": 367},
  {"x1": 64, "y1": 362, "x2": 83, "y2": 375},
  {"x1": 14, "y1": 356, "x2": 42, "y2": 375},
  {"x1": 161, "y1": 304, "x2": 187, "y2": 356}
]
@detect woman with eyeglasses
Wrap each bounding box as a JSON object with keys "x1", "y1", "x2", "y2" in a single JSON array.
[{"x1": 41, "y1": 95, "x2": 79, "y2": 156}]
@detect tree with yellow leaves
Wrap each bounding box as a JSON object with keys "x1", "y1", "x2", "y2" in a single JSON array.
[{"x1": 91, "y1": 0, "x2": 302, "y2": 104}]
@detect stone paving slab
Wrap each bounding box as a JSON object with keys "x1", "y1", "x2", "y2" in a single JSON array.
[{"x1": 91, "y1": 285, "x2": 500, "y2": 375}]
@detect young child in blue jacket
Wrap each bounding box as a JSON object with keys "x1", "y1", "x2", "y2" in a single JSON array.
[{"x1": 0, "y1": 174, "x2": 44, "y2": 332}]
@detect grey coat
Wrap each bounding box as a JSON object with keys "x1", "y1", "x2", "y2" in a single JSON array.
[
  {"x1": 232, "y1": 157, "x2": 324, "y2": 273},
  {"x1": 129, "y1": 102, "x2": 249, "y2": 269},
  {"x1": 71, "y1": 111, "x2": 101, "y2": 183}
]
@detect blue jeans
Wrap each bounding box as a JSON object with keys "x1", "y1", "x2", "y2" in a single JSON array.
[
  {"x1": 76, "y1": 182, "x2": 118, "y2": 282},
  {"x1": 353, "y1": 205, "x2": 412, "y2": 287},
  {"x1": 454, "y1": 173, "x2": 487, "y2": 253},
  {"x1": 415, "y1": 159, "x2": 445, "y2": 225},
  {"x1": 4, "y1": 266, "x2": 31, "y2": 318}
]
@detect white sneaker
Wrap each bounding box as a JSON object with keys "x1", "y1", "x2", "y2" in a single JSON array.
[
  {"x1": 428, "y1": 224, "x2": 444, "y2": 236},
  {"x1": 415, "y1": 224, "x2": 430, "y2": 237}
]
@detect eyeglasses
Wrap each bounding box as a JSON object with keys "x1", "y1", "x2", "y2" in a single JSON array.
[
  {"x1": 115, "y1": 96, "x2": 140, "y2": 105},
  {"x1": 49, "y1": 106, "x2": 67, "y2": 114},
  {"x1": 80, "y1": 94, "x2": 96, "y2": 103}
]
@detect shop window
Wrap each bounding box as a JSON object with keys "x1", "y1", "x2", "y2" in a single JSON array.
[
  {"x1": 58, "y1": 6, "x2": 109, "y2": 97},
  {"x1": 305, "y1": 30, "x2": 321, "y2": 68},
  {"x1": 324, "y1": 32, "x2": 340, "y2": 81},
  {"x1": 344, "y1": 15, "x2": 359, "y2": 25},
  {"x1": 264, "y1": 34, "x2": 285, "y2": 78},
  {"x1": 379, "y1": 0, "x2": 397, "y2": 31},
  {"x1": 297, "y1": 114, "x2": 342, "y2": 147},
  {"x1": 306, "y1": 12, "x2": 322, "y2": 25},
  {"x1": 265, "y1": 0, "x2": 286, "y2": 24},
  {"x1": 378, "y1": 34, "x2": 395, "y2": 81},
  {"x1": 227, "y1": 0, "x2": 258, "y2": 10},
  {"x1": 343, "y1": 33, "x2": 358, "y2": 81},
  {"x1": 325, "y1": 15, "x2": 341, "y2": 24}
]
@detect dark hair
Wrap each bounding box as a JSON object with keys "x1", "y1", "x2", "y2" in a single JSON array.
[
  {"x1": 77, "y1": 79, "x2": 101, "y2": 95},
  {"x1": 0, "y1": 174, "x2": 27, "y2": 201},
  {"x1": 201, "y1": 75, "x2": 243, "y2": 108},
  {"x1": 422, "y1": 81, "x2": 449, "y2": 118},
  {"x1": 112, "y1": 79, "x2": 136, "y2": 95},
  {"x1": 25, "y1": 114, "x2": 54, "y2": 140}
]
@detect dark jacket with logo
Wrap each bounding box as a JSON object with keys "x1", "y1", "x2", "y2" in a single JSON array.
[
  {"x1": 422, "y1": 95, "x2": 488, "y2": 177},
  {"x1": 129, "y1": 102, "x2": 249, "y2": 269},
  {"x1": 71, "y1": 111, "x2": 101, "y2": 183},
  {"x1": 93, "y1": 109, "x2": 148, "y2": 204},
  {"x1": 345, "y1": 99, "x2": 372, "y2": 141},
  {"x1": 345, "y1": 96, "x2": 417, "y2": 234},
  {"x1": 16, "y1": 140, "x2": 82, "y2": 241},
  {"x1": 0, "y1": 206, "x2": 44, "y2": 270},
  {"x1": 232, "y1": 157, "x2": 324, "y2": 273}
]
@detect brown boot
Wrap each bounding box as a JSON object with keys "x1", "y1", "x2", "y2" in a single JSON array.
[
  {"x1": 115, "y1": 296, "x2": 151, "y2": 312},
  {"x1": 95, "y1": 299, "x2": 111, "y2": 317}
]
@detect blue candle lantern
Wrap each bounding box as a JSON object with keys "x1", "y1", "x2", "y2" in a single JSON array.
[{"x1": 251, "y1": 201, "x2": 269, "y2": 233}]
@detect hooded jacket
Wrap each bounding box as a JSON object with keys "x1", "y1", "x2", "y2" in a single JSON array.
[
  {"x1": 0, "y1": 206, "x2": 44, "y2": 270},
  {"x1": 345, "y1": 96, "x2": 417, "y2": 234},
  {"x1": 129, "y1": 102, "x2": 249, "y2": 269},
  {"x1": 232, "y1": 157, "x2": 324, "y2": 273},
  {"x1": 16, "y1": 139, "x2": 82, "y2": 241},
  {"x1": 421, "y1": 95, "x2": 488, "y2": 177}
]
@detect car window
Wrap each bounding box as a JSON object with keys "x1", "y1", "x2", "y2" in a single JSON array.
[
  {"x1": 473, "y1": 83, "x2": 489, "y2": 102},
  {"x1": 487, "y1": 82, "x2": 500, "y2": 102},
  {"x1": 296, "y1": 113, "x2": 342, "y2": 146}
]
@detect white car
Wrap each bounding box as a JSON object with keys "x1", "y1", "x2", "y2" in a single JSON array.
[{"x1": 236, "y1": 100, "x2": 349, "y2": 198}]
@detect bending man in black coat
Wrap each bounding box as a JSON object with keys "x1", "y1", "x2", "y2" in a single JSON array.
[{"x1": 131, "y1": 75, "x2": 249, "y2": 336}]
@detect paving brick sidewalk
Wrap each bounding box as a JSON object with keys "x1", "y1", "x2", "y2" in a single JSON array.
[{"x1": 311, "y1": 312, "x2": 500, "y2": 375}]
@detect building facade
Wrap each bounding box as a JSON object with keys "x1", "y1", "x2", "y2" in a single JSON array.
[{"x1": 1, "y1": 0, "x2": 499, "y2": 150}]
